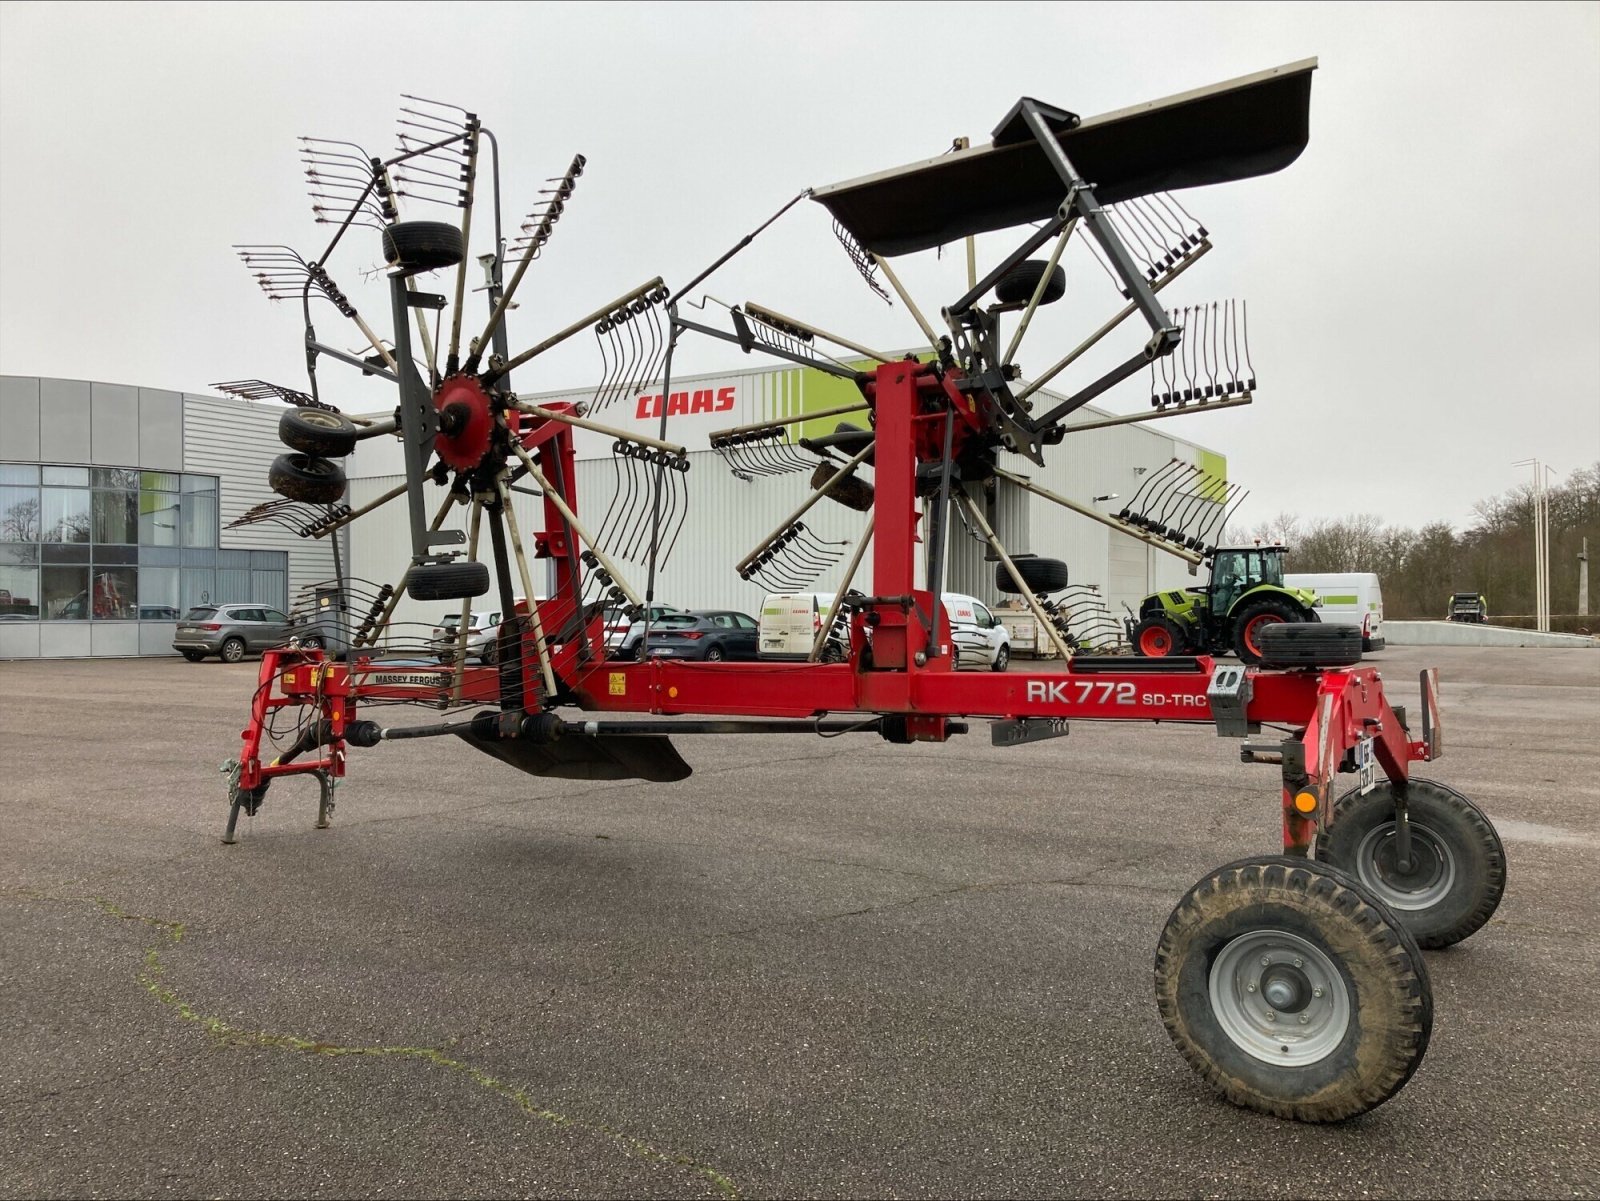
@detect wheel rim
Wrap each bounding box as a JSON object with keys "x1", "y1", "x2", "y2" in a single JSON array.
[
  {"x1": 222, "y1": 641, "x2": 244, "y2": 662},
  {"x1": 1354, "y1": 823, "x2": 1457, "y2": 911},
  {"x1": 707, "y1": 647, "x2": 723, "y2": 661},
  {"x1": 1209, "y1": 929, "x2": 1351, "y2": 1065},
  {"x1": 1244, "y1": 614, "x2": 1285, "y2": 657},
  {"x1": 299, "y1": 411, "x2": 343, "y2": 431},
  {"x1": 1140, "y1": 626, "x2": 1173, "y2": 656},
  {"x1": 995, "y1": 647, "x2": 1008, "y2": 670}
]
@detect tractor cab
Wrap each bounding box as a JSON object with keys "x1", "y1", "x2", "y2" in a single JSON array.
[{"x1": 1210, "y1": 546, "x2": 1285, "y2": 615}]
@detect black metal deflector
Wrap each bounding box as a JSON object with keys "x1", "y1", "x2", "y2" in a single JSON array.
[{"x1": 991, "y1": 717, "x2": 1070, "y2": 747}]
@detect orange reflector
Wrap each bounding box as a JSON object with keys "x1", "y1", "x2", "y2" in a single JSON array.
[{"x1": 1293, "y1": 791, "x2": 1319, "y2": 814}]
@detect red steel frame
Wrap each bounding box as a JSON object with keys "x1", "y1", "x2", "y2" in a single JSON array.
[{"x1": 239, "y1": 363, "x2": 1438, "y2": 854}]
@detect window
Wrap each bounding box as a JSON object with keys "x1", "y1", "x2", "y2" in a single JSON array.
[
  {"x1": 42, "y1": 487, "x2": 90, "y2": 542},
  {"x1": 262, "y1": 609, "x2": 289, "y2": 623},
  {"x1": 734, "y1": 614, "x2": 757, "y2": 629},
  {"x1": 42, "y1": 564, "x2": 89, "y2": 620},
  {"x1": 712, "y1": 614, "x2": 735, "y2": 628},
  {"x1": 973, "y1": 604, "x2": 994, "y2": 629},
  {"x1": 0, "y1": 464, "x2": 268, "y2": 622},
  {"x1": 91, "y1": 567, "x2": 137, "y2": 619}
]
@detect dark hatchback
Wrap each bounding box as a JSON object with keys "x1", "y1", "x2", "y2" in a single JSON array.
[{"x1": 635, "y1": 610, "x2": 760, "y2": 662}]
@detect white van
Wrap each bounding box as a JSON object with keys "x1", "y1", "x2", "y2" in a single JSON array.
[
  {"x1": 758, "y1": 591, "x2": 1010, "y2": 670},
  {"x1": 758, "y1": 592, "x2": 849, "y2": 661},
  {"x1": 1284, "y1": 573, "x2": 1385, "y2": 651},
  {"x1": 941, "y1": 592, "x2": 1012, "y2": 671}
]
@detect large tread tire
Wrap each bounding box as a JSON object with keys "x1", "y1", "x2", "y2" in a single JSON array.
[
  {"x1": 268, "y1": 453, "x2": 347, "y2": 504},
  {"x1": 408, "y1": 561, "x2": 490, "y2": 602},
  {"x1": 1232, "y1": 598, "x2": 1307, "y2": 665},
  {"x1": 1155, "y1": 856, "x2": 1432, "y2": 1122},
  {"x1": 996, "y1": 554, "x2": 1069, "y2": 595},
  {"x1": 1316, "y1": 779, "x2": 1506, "y2": 949},
  {"x1": 995, "y1": 259, "x2": 1067, "y2": 306},
  {"x1": 1257, "y1": 622, "x2": 1361, "y2": 669},
  {"x1": 279, "y1": 407, "x2": 357, "y2": 456},
  {"x1": 382, "y1": 221, "x2": 464, "y2": 272},
  {"x1": 1133, "y1": 614, "x2": 1186, "y2": 657}
]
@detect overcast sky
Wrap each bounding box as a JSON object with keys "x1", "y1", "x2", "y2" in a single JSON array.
[{"x1": 2, "y1": 1, "x2": 1596, "y2": 531}]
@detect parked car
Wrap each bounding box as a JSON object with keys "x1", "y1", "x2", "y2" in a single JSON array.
[
  {"x1": 430, "y1": 609, "x2": 504, "y2": 664},
  {"x1": 943, "y1": 593, "x2": 1012, "y2": 671},
  {"x1": 173, "y1": 604, "x2": 294, "y2": 663},
  {"x1": 604, "y1": 604, "x2": 682, "y2": 659},
  {"x1": 634, "y1": 610, "x2": 760, "y2": 661}
]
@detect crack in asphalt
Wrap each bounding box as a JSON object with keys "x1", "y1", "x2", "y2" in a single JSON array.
[{"x1": 4, "y1": 889, "x2": 740, "y2": 1200}]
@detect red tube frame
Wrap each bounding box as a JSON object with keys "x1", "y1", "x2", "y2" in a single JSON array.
[{"x1": 237, "y1": 363, "x2": 1437, "y2": 855}]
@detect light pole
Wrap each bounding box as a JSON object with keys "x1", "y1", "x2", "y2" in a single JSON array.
[{"x1": 1512, "y1": 458, "x2": 1555, "y2": 632}]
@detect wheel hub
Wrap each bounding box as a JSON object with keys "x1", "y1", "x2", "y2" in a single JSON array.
[
  {"x1": 1357, "y1": 824, "x2": 1456, "y2": 911},
  {"x1": 433, "y1": 375, "x2": 497, "y2": 471},
  {"x1": 1209, "y1": 929, "x2": 1350, "y2": 1064}
]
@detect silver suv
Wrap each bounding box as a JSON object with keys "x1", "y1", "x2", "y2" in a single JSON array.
[
  {"x1": 173, "y1": 604, "x2": 295, "y2": 663},
  {"x1": 431, "y1": 610, "x2": 503, "y2": 664}
]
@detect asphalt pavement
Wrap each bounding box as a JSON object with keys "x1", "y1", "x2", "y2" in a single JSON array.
[{"x1": 1, "y1": 646, "x2": 1596, "y2": 1198}]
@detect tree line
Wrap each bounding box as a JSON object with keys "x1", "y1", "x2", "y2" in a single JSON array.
[{"x1": 1229, "y1": 460, "x2": 1599, "y2": 625}]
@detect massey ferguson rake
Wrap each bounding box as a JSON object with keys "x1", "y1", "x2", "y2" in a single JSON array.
[{"x1": 218, "y1": 58, "x2": 1506, "y2": 1123}]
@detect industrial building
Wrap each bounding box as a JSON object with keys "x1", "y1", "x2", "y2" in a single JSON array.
[
  {"x1": 0, "y1": 374, "x2": 335, "y2": 659},
  {"x1": 0, "y1": 361, "x2": 1223, "y2": 658}
]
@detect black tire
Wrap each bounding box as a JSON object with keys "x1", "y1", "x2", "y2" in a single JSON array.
[
  {"x1": 996, "y1": 554, "x2": 1069, "y2": 595},
  {"x1": 1232, "y1": 597, "x2": 1307, "y2": 665},
  {"x1": 180, "y1": 650, "x2": 206, "y2": 663},
  {"x1": 995, "y1": 259, "x2": 1067, "y2": 306},
  {"x1": 220, "y1": 637, "x2": 247, "y2": 664},
  {"x1": 269, "y1": 453, "x2": 347, "y2": 504},
  {"x1": 1133, "y1": 614, "x2": 1186, "y2": 657},
  {"x1": 704, "y1": 644, "x2": 726, "y2": 662},
  {"x1": 299, "y1": 635, "x2": 324, "y2": 650},
  {"x1": 634, "y1": 642, "x2": 648, "y2": 662},
  {"x1": 382, "y1": 220, "x2": 464, "y2": 272},
  {"x1": 1316, "y1": 779, "x2": 1506, "y2": 949},
  {"x1": 407, "y1": 560, "x2": 490, "y2": 602},
  {"x1": 1155, "y1": 856, "x2": 1432, "y2": 1122},
  {"x1": 481, "y1": 637, "x2": 499, "y2": 666},
  {"x1": 279, "y1": 407, "x2": 357, "y2": 456},
  {"x1": 992, "y1": 643, "x2": 1011, "y2": 672},
  {"x1": 821, "y1": 639, "x2": 847, "y2": 664},
  {"x1": 1256, "y1": 622, "x2": 1361, "y2": 669}
]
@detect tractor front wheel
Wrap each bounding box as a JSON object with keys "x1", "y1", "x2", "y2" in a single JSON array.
[
  {"x1": 1233, "y1": 598, "x2": 1301, "y2": 664},
  {"x1": 1155, "y1": 856, "x2": 1432, "y2": 1121},
  {"x1": 1133, "y1": 615, "x2": 1186, "y2": 657}
]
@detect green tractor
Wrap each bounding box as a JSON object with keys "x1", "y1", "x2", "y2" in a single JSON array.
[{"x1": 1126, "y1": 545, "x2": 1320, "y2": 664}]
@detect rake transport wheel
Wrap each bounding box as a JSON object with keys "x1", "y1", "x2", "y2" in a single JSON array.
[
  {"x1": 381, "y1": 220, "x2": 465, "y2": 272},
  {"x1": 1154, "y1": 856, "x2": 1433, "y2": 1121},
  {"x1": 1316, "y1": 779, "x2": 1507, "y2": 949},
  {"x1": 269, "y1": 453, "x2": 347, "y2": 504},
  {"x1": 408, "y1": 560, "x2": 491, "y2": 602},
  {"x1": 279, "y1": 407, "x2": 358, "y2": 457},
  {"x1": 1257, "y1": 623, "x2": 1360, "y2": 669},
  {"x1": 1232, "y1": 597, "x2": 1301, "y2": 664},
  {"x1": 995, "y1": 258, "x2": 1067, "y2": 306},
  {"x1": 1133, "y1": 614, "x2": 1186, "y2": 657},
  {"x1": 995, "y1": 554, "x2": 1070, "y2": 595}
]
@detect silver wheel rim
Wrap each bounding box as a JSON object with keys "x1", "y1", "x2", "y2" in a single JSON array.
[
  {"x1": 1354, "y1": 823, "x2": 1456, "y2": 912},
  {"x1": 223, "y1": 641, "x2": 243, "y2": 662},
  {"x1": 1209, "y1": 929, "x2": 1351, "y2": 1065}
]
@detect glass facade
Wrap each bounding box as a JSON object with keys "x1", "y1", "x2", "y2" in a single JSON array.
[{"x1": 0, "y1": 461, "x2": 286, "y2": 620}]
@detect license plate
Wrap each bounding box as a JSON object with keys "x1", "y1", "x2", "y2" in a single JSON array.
[{"x1": 1356, "y1": 735, "x2": 1376, "y2": 795}]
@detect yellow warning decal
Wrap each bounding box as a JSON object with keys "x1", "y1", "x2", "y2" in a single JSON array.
[{"x1": 609, "y1": 672, "x2": 626, "y2": 696}]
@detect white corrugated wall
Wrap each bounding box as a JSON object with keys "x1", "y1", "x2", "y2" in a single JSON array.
[{"x1": 182, "y1": 394, "x2": 339, "y2": 604}]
